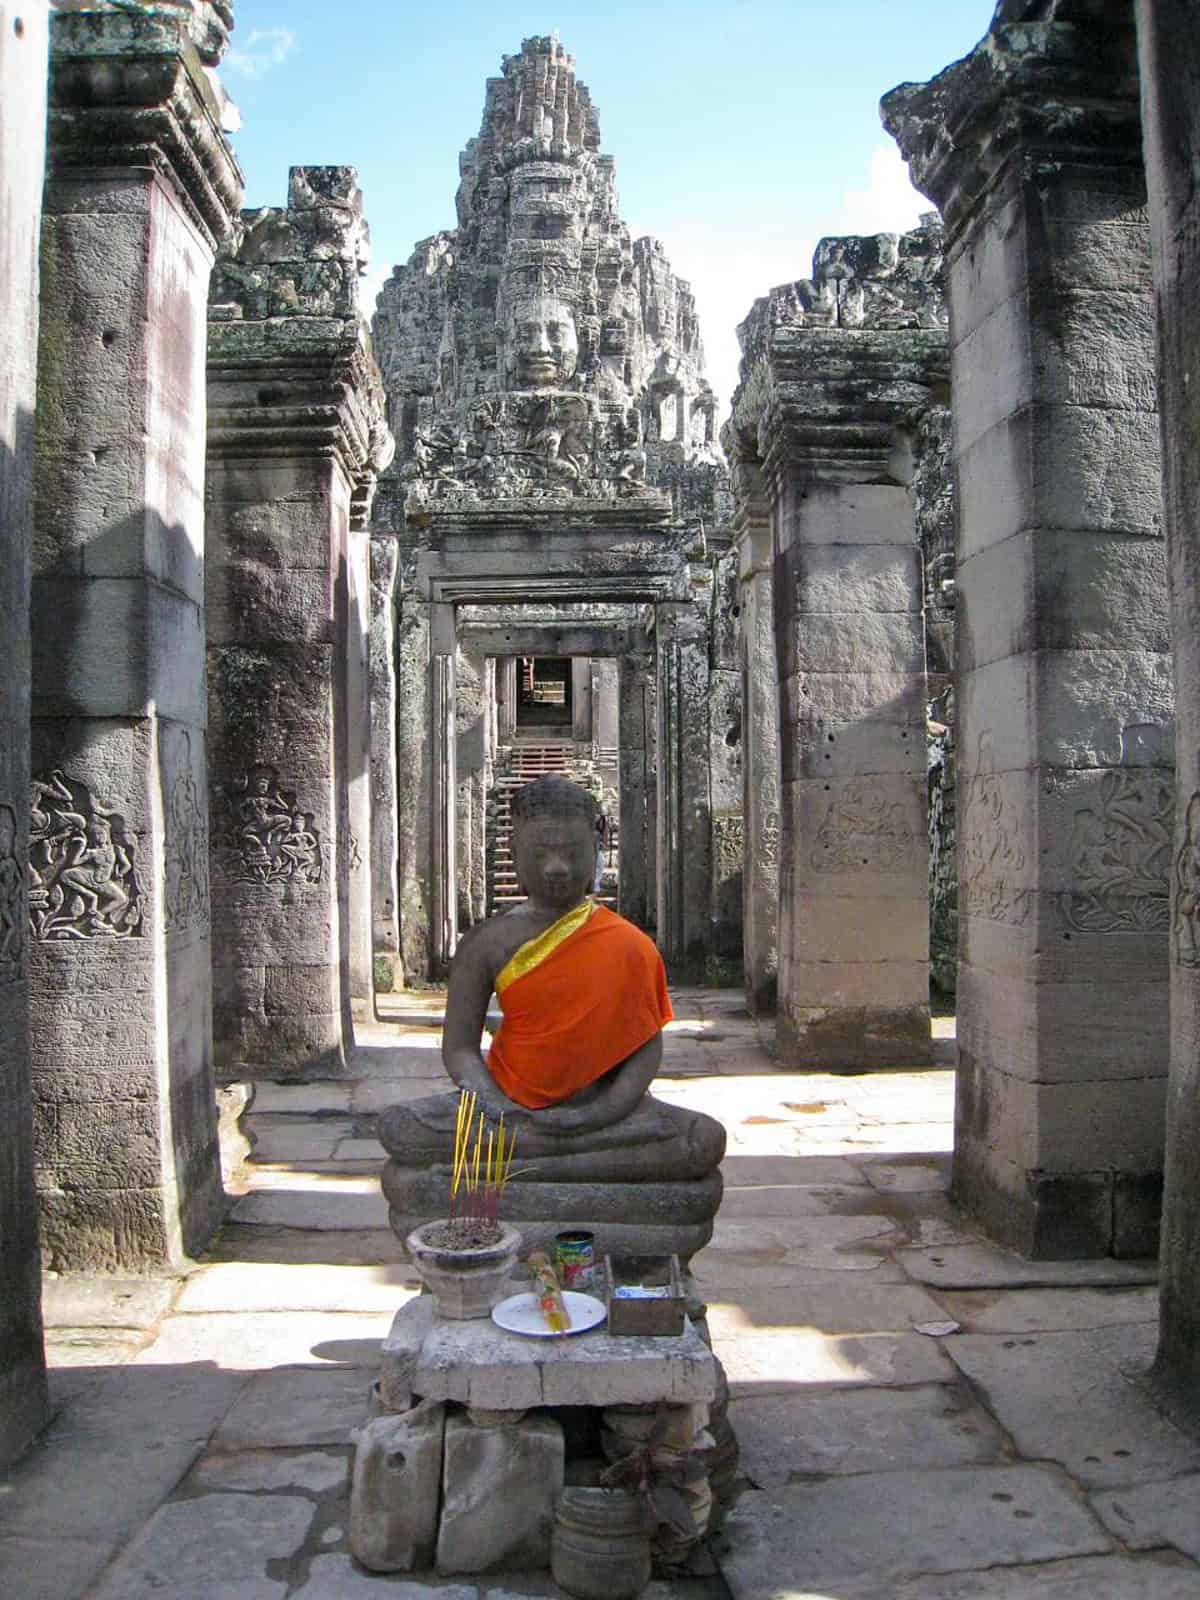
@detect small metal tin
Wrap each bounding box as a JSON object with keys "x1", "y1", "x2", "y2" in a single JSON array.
[{"x1": 554, "y1": 1229, "x2": 596, "y2": 1290}]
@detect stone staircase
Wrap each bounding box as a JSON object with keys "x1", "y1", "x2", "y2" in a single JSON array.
[{"x1": 486, "y1": 742, "x2": 618, "y2": 914}]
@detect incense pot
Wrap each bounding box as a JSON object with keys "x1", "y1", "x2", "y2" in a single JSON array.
[{"x1": 405, "y1": 1220, "x2": 523, "y2": 1319}]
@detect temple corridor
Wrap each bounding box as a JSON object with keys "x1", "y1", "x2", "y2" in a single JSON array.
[{"x1": 3, "y1": 992, "x2": 1193, "y2": 1599}]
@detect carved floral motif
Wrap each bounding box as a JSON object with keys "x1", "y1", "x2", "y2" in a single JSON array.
[
  {"x1": 226, "y1": 766, "x2": 322, "y2": 887},
  {"x1": 28, "y1": 771, "x2": 142, "y2": 940},
  {"x1": 0, "y1": 802, "x2": 24, "y2": 982},
  {"x1": 810, "y1": 785, "x2": 913, "y2": 873},
  {"x1": 1059, "y1": 769, "x2": 1173, "y2": 934}
]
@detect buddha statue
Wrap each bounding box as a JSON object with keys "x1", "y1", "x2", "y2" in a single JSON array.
[{"x1": 379, "y1": 776, "x2": 725, "y2": 1261}]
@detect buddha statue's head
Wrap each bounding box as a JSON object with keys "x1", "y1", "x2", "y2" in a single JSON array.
[
  {"x1": 502, "y1": 291, "x2": 579, "y2": 389},
  {"x1": 511, "y1": 776, "x2": 600, "y2": 911}
]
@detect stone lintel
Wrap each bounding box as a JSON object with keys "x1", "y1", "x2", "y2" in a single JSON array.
[
  {"x1": 47, "y1": 7, "x2": 242, "y2": 250},
  {"x1": 407, "y1": 491, "x2": 673, "y2": 538},
  {"x1": 882, "y1": 9, "x2": 1142, "y2": 239}
]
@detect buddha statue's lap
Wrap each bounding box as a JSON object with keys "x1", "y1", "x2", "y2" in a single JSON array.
[{"x1": 377, "y1": 777, "x2": 727, "y2": 1263}]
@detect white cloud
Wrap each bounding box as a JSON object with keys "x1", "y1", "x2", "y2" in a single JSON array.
[
  {"x1": 226, "y1": 26, "x2": 295, "y2": 80},
  {"x1": 834, "y1": 143, "x2": 930, "y2": 237}
]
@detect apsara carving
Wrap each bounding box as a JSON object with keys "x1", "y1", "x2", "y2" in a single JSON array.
[
  {"x1": 227, "y1": 766, "x2": 322, "y2": 887},
  {"x1": 29, "y1": 771, "x2": 142, "y2": 940}
]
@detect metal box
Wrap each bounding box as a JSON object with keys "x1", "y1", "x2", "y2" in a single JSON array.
[{"x1": 604, "y1": 1253, "x2": 686, "y2": 1338}]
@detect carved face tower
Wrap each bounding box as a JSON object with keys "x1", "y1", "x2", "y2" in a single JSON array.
[{"x1": 503, "y1": 291, "x2": 579, "y2": 389}]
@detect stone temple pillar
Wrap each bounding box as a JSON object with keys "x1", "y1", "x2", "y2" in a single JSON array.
[
  {"x1": 731, "y1": 230, "x2": 944, "y2": 1070},
  {"x1": 30, "y1": 3, "x2": 240, "y2": 1269},
  {"x1": 369, "y1": 533, "x2": 402, "y2": 990},
  {"x1": 396, "y1": 588, "x2": 434, "y2": 981},
  {"x1": 618, "y1": 652, "x2": 656, "y2": 934},
  {"x1": 1137, "y1": 0, "x2": 1200, "y2": 1422},
  {"x1": 730, "y1": 455, "x2": 780, "y2": 1016},
  {"x1": 206, "y1": 167, "x2": 390, "y2": 1077},
  {"x1": 345, "y1": 514, "x2": 374, "y2": 1013},
  {"x1": 656, "y1": 594, "x2": 713, "y2": 979},
  {"x1": 0, "y1": 0, "x2": 49, "y2": 1467},
  {"x1": 886, "y1": 4, "x2": 1172, "y2": 1256}
]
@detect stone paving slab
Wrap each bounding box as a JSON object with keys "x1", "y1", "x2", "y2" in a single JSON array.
[
  {"x1": 690, "y1": 1252, "x2": 909, "y2": 1289},
  {"x1": 730, "y1": 1381, "x2": 1006, "y2": 1484},
  {"x1": 873, "y1": 1552, "x2": 1200, "y2": 1599},
  {"x1": 191, "y1": 1448, "x2": 351, "y2": 1494},
  {"x1": 720, "y1": 1153, "x2": 867, "y2": 1186},
  {"x1": 176, "y1": 1260, "x2": 419, "y2": 1315},
  {"x1": 707, "y1": 1213, "x2": 903, "y2": 1262},
  {"x1": 945, "y1": 1327, "x2": 1200, "y2": 1488},
  {"x1": 900, "y1": 1241, "x2": 1159, "y2": 1289},
  {"x1": 133, "y1": 1310, "x2": 393, "y2": 1370},
  {"x1": 716, "y1": 1466, "x2": 1113, "y2": 1598},
  {"x1": 202, "y1": 1224, "x2": 399, "y2": 1266},
  {"x1": 860, "y1": 1157, "x2": 950, "y2": 1192},
  {"x1": 214, "y1": 1365, "x2": 375, "y2": 1448},
  {"x1": 1091, "y1": 1474, "x2": 1200, "y2": 1560},
  {"x1": 41, "y1": 1275, "x2": 179, "y2": 1329},
  {"x1": 703, "y1": 1279, "x2": 950, "y2": 1336},
  {"x1": 231, "y1": 1185, "x2": 391, "y2": 1230},
  {"x1": 937, "y1": 1285, "x2": 1160, "y2": 1334},
  {"x1": 719, "y1": 1329, "x2": 956, "y2": 1394},
  {"x1": 248, "y1": 1082, "x2": 354, "y2": 1114},
  {"x1": 86, "y1": 1492, "x2": 316, "y2": 1600},
  {"x1": 246, "y1": 1117, "x2": 357, "y2": 1161}
]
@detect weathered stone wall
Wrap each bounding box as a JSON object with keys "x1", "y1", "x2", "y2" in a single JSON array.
[
  {"x1": 886, "y1": 0, "x2": 1172, "y2": 1255},
  {"x1": 206, "y1": 166, "x2": 391, "y2": 1076},
  {"x1": 31, "y1": 1, "x2": 240, "y2": 1269},
  {"x1": 1136, "y1": 0, "x2": 1200, "y2": 1424},
  {"x1": 0, "y1": 0, "x2": 49, "y2": 1468}
]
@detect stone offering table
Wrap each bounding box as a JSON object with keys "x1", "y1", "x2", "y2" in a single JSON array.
[{"x1": 352, "y1": 1291, "x2": 718, "y2": 1580}]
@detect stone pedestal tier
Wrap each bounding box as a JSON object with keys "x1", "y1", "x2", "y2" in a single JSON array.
[
  {"x1": 0, "y1": 0, "x2": 50, "y2": 1466},
  {"x1": 380, "y1": 1093, "x2": 726, "y2": 1264},
  {"x1": 29, "y1": 3, "x2": 241, "y2": 1270},
  {"x1": 885, "y1": 4, "x2": 1171, "y2": 1257},
  {"x1": 205, "y1": 167, "x2": 391, "y2": 1078}
]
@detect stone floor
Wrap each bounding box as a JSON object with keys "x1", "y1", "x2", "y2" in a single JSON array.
[{"x1": 3, "y1": 989, "x2": 1198, "y2": 1599}]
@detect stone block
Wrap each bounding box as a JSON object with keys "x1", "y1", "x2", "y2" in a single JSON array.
[
  {"x1": 779, "y1": 608, "x2": 925, "y2": 681},
  {"x1": 379, "y1": 1294, "x2": 436, "y2": 1413},
  {"x1": 783, "y1": 539, "x2": 922, "y2": 615},
  {"x1": 351, "y1": 1400, "x2": 445, "y2": 1572},
  {"x1": 781, "y1": 482, "x2": 912, "y2": 549},
  {"x1": 776, "y1": 998, "x2": 930, "y2": 1070},
  {"x1": 788, "y1": 893, "x2": 928, "y2": 966},
  {"x1": 781, "y1": 774, "x2": 927, "y2": 898},
  {"x1": 436, "y1": 1412, "x2": 564, "y2": 1574}
]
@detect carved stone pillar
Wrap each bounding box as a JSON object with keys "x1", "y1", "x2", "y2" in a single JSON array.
[
  {"x1": 885, "y1": 3, "x2": 1171, "y2": 1255},
  {"x1": 731, "y1": 228, "x2": 944, "y2": 1070},
  {"x1": 1137, "y1": 0, "x2": 1200, "y2": 1421},
  {"x1": 618, "y1": 653, "x2": 656, "y2": 934},
  {"x1": 206, "y1": 166, "x2": 391, "y2": 1077},
  {"x1": 656, "y1": 595, "x2": 713, "y2": 978},
  {"x1": 30, "y1": 2, "x2": 240, "y2": 1268},
  {"x1": 732, "y1": 461, "x2": 780, "y2": 1017},
  {"x1": 708, "y1": 546, "x2": 744, "y2": 976},
  {"x1": 396, "y1": 588, "x2": 434, "y2": 981},
  {"x1": 345, "y1": 515, "x2": 374, "y2": 1013},
  {"x1": 369, "y1": 533, "x2": 401, "y2": 990},
  {"x1": 0, "y1": 0, "x2": 49, "y2": 1466},
  {"x1": 430, "y1": 626, "x2": 458, "y2": 976}
]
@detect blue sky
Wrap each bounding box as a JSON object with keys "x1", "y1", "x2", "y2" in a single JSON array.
[{"x1": 222, "y1": 1, "x2": 992, "y2": 414}]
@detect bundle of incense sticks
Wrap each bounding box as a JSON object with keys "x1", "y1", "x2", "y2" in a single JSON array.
[
  {"x1": 527, "y1": 1251, "x2": 570, "y2": 1333},
  {"x1": 449, "y1": 1088, "x2": 518, "y2": 1228}
]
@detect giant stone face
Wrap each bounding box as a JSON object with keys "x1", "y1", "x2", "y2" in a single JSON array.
[{"x1": 503, "y1": 292, "x2": 579, "y2": 389}]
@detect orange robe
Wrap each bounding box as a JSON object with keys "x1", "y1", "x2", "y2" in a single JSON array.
[{"x1": 487, "y1": 900, "x2": 673, "y2": 1110}]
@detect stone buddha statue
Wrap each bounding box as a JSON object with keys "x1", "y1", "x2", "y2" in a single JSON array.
[{"x1": 379, "y1": 776, "x2": 725, "y2": 1261}]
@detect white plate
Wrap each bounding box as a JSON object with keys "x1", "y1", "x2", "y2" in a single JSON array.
[{"x1": 491, "y1": 1290, "x2": 607, "y2": 1338}]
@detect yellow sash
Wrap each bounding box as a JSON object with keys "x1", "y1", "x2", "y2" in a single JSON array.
[{"x1": 495, "y1": 898, "x2": 596, "y2": 996}]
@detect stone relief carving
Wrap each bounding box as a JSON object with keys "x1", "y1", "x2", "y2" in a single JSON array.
[
  {"x1": 28, "y1": 771, "x2": 143, "y2": 940},
  {"x1": 164, "y1": 739, "x2": 210, "y2": 933},
  {"x1": 810, "y1": 785, "x2": 913, "y2": 873},
  {"x1": 1058, "y1": 768, "x2": 1173, "y2": 934},
  {"x1": 759, "y1": 809, "x2": 781, "y2": 873},
  {"x1": 226, "y1": 766, "x2": 322, "y2": 888},
  {"x1": 959, "y1": 735, "x2": 1031, "y2": 926},
  {"x1": 712, "y1": 813, "x2": 745, "y2": 875},
  {"x1": 0, "y1": 802, "x2": 25, "y2": 982},
  {"x1": 1174, "y1": 793, "x2": 1200, "y2": 968}
]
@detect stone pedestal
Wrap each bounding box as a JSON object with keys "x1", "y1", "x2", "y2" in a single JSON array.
[
  {"x1": 0, "y1": 0, "x2": 49, "y2": 1466},
  {"x1": 732, "y1": 465, "x2": 780, "y2": 1016},
  {"x1": 886, "y1": 7, "x2": 1172, "y2": 1254},
  {"x1": 1137, "y1": 0, "x2": 1200, "y2": 1420},
  {"x1": 368, "y1": 534, "x2": 402, "y2": 989},
  {"x1": 205, "y1": 167, "x2": 390, "y2": 1077},
  {"x1": 30, "y1": 4, "x2": 240, "y2": 1269}
]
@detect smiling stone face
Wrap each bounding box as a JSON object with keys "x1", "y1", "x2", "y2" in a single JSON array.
[{"x1": 503, "y1": 292, "x2": 579, "y2": 389}]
